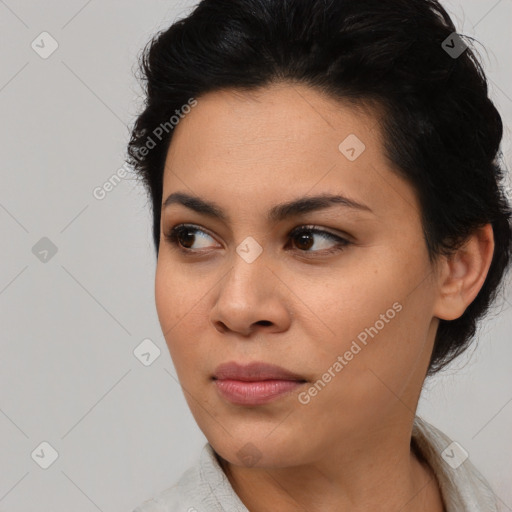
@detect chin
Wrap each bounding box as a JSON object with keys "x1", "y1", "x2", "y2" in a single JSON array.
[{"x1": 208, "y1": 429, "x2": 309, "y2": 469}]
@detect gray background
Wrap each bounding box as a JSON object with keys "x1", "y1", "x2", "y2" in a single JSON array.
[{"x1": 0, "y1": 1, "x2": 511, "y2": 510}]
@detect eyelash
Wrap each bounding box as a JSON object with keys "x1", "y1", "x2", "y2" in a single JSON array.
[{"x1": 164, "y1": 223, "x2": 351, "y2": 257}]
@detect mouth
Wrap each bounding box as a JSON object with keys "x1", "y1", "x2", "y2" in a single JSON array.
[{"x1": 212, "y1": 361, "x2": 307, "y2": 405}]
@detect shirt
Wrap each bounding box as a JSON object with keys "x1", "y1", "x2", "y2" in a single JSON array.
[{"x1": 132, "y1": 416, "x2": 501, "y2": 512}]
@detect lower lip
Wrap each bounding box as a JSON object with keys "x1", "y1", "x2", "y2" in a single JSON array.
[{"x1": 214, "y1": 379, "x2": 305, "y2": 405}]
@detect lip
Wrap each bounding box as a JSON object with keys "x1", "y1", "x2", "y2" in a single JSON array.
[
  {"x1": 213, "y1": 361, "x2": 306, "y2": 381},
  {"x1": 212, "y1": 361, "x2": 307, "y2": 406}
]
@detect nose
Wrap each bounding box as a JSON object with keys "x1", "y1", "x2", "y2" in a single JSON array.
[{"x1": 210, "y1": 251, "x2": 292, "y2": 337}]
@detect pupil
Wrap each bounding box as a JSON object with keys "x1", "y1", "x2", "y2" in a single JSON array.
[
  {"x1": 180, "y1": 229, "x2": 195, "y2": 248},
  {"x1": 297, "y1": 232, "x2": 313, "y2": 250}
]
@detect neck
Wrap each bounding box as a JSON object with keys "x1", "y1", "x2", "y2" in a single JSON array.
[{"x1": 216, "y1": 417, "x2": 445, "y2": 512}]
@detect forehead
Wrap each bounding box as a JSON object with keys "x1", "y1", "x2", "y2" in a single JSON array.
[
  {"x1": 168, "y1": 83, "x2": 379, "y2": 157},
  {"x1": 161, "y1": 83, "x2": 419, "y2": 222}
]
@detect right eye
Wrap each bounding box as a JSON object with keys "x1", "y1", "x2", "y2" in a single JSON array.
[{"x1": 164, "y1": 224, "x2": 220, "y2": 253}]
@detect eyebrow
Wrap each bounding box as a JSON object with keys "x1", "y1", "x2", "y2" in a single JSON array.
[{"x1": 162, "y1": 191, "x2": 373, "y2": 223}]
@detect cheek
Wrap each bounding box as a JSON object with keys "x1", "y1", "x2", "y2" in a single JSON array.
[
  {"x1": 155, "y1": 261, "x2": 220, "y2": 385},
  {"x1": 295, "y1": 305, "x2": 428, "y2": 434},
  {"x1": 155, "y1": 262, "x2": 200, "y2": 361},
  {"x1": 155, "y1": 260, "x2": 202, "y2": 328},
  {"x1": 302, "y1": 262, "x2": 399, "y2": 343},
  {"x1": 302, "y1": 254, "x2": 433, "y2": 394},
  {"x1": 339, "y1": 291, "x2": 432, "y2": 407}
]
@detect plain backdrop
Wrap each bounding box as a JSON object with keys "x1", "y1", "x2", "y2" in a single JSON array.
[{"x1": 0, "y1": 1, "x2": 511, "y2": 511}]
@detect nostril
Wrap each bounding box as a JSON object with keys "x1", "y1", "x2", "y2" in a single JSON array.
[{"x1": 256, "y1": 320, "x2": 272, "y2": 326}]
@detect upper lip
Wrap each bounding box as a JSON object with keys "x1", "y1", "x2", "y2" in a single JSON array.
[{"x1": 213, "y1": 361, "x2": 307, "y2": 382}]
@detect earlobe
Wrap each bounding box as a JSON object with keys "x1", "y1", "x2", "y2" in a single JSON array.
[{"x1": 432, "y1": 224, "x2": 495, "y2": 321}]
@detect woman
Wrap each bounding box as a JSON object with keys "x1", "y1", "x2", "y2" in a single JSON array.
[{"x1": 128, "y1": 0, "x2": 511, "y2": 510}]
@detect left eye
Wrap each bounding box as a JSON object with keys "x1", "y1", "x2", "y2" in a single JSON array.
[
  {"x1": 164, "y1": 224, "x2": 350, "y2": 255},
  {"x1": 287, "y1": 225, "x2": 350, "y2": 254}
]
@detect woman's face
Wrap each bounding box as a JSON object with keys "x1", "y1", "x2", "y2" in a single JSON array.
[{"x1": 155, "y1": 83, "x2": 442, "y2": 468}]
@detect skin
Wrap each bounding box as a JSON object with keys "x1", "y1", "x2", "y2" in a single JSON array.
[{"x1": 154, "y1": 82, "x2": 494, "y2": 512}]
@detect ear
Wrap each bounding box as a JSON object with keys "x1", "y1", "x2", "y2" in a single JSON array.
[{"x1": 432, "y1": 224, "x2": 495, "y2": 321}]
